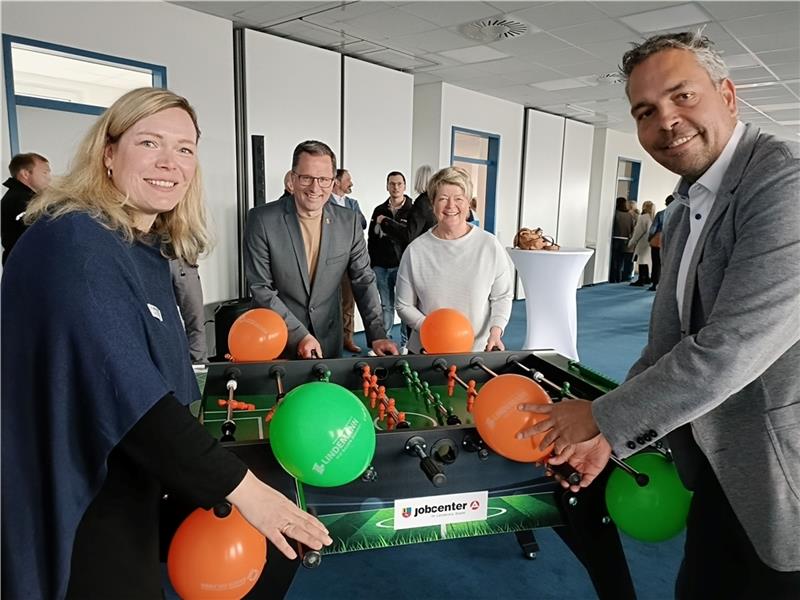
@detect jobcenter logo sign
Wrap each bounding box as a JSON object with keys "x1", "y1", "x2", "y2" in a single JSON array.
[{"x1": 393, "y1": 490, "x2": 488, "y2": 530}]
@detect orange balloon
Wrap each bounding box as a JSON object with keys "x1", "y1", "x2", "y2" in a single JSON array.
[
  {"x1": 419, "y1": 308, "x2": 475, "y2": 354},
  {"x1": 228, "y1": 308, "x2": 288, "y2": 362},
  {"x1": 168, "y1": 504, "x2": 267, "y2": 600},
  {"x1": 472, "y1": 374, "x2": 553, "y2": 462}
]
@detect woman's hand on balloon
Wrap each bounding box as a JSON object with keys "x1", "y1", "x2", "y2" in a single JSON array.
[
  {"x1": 547, "y1": 434, "x2": 612, "y2": 492},
  {"x1": 516, "y1": 398, "x2": 599, "y2": 450},
  {"x1": 297, "y1": 334, "x2": 323, "y2": 359},
  {"x1": 227, "y1": 470, "x2": 332, "y2": 559},
  {"x1": 485, "y1": 327, "x2": 504, "y2": 351}
]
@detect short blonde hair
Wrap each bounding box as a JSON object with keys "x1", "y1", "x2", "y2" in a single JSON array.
[
  {"x1": 427, "y1": 166, "x2": 473, "y2": 203},
  {"x1": 26, "y1": 87, "x2": 209, "y2": 264}
]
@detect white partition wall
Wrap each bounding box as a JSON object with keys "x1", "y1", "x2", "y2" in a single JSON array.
[
  {"x1": 343, "y1": 57, "x2": 413, "y2": 228},
  {"x1": 520, "y1": 110, "x2": 564, "y2": 240},
  {"x1": 557, "y1": 119, "x2": 594, "y2": 249},
  {"x1": 1, "y1": 1, "x2": 237, "y2": 303},
  {"x1": 244, "y1": 31, "x2": 341, "y2": 206},
  {"x1": 342, "y1": 56, "x2": 413, "y2": 333}
]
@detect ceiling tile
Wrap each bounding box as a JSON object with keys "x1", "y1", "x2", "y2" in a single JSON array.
[
  {"x1": 554, "y1": 58, "x2": 620, "y2": 78},
  {"x1": 426, "y1": 64, "x2": 493, "y2": 82},
  {"x1": 550, "y1": 19, "x2": 638, "y2": 44},
  {"x1": 725, "y1": 54, "x2": 760, "y2": 69},
  {"x1": 722, "y1": 9, "x2": 800, "y2": 38},
  {"x1": 265, "y1": 20, "x2": 359, "y2": 46},
  {"x1": 513, "y1": 1, "x2": 608, "y2": 30},
  {"x1": 619, "y1": 4, "x2": 712, "y2": 34},
  {"x1": 389, "y1": 29, "x2": 479, "y2": 54},
  {"x1": 489, "y1": 30, "x2": 574, "y2": 55},
  {"x1": 399, "y1": 2, "x2": 502, "y2": 27},
  {"x1": 484, "y1": 2, "x2": 553, "y2": 12},
  {"x1": 701, "y1": 1, "x2": 798, "y2": 22},
  {"x1": 438, "y1": 45, "x2": 510, "y2": 63},
  {"x1": 532, "y1": 46, "x2": 595, "y2": 67},
  {"x1": 739, "y1": 31, "x2": 800, "y2": 54},
  {"x1": 360, "y1": 48, "x2": 437, "y2": 69},
  {"x1": 235, "y1": 2, "x2": 338, "y2": 26},
  {"x1": 335, "y1": 7, "x2": 441, "y2": 39},
  {"x1": 768, "y1": 63, "x2": 800, "y2": 79},
  {"x1": 756, "y1": 48, "x2": 800, "y2": 67},
  {"x1": 592, "y1": 2, "x2": 685, "y2": 19},
  {"x1": 306, "y1": 2, "x2": 391, "y2": 25},
  {"x1": 730, "y1": 66, "x2": 779, "y2": 84}
]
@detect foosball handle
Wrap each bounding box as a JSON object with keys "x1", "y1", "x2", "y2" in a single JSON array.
[
  {"x1": 405, "y1": 436, "x2": 447, "y2": 487},
  {"x1": 431, "y1": 357, "x2": 448, "y2": 372},
  {"x1": 220, "y1": 418, "x2": 236, "y2": 443},
  {"x1": 548, "y1": 462, "x2": 582, "y2": 487},
  {"x1": 301, "y1": 548, "x2": 322, "y2": 569}
]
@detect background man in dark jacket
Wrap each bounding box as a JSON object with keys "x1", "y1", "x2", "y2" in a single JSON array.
[{"x1": 1, "y1": 153, "x2": 51, "y2": 265}]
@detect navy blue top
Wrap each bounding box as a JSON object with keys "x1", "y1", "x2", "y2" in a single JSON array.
[{"x1": 1, "y1": 212, "x2": 198, "y2": 599}]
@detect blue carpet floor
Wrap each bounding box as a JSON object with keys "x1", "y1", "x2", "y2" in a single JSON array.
[{"x1": 288, "y1": 283, "x2": 683, "y2": 600}]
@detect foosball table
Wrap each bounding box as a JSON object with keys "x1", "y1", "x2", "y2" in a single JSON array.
[{"x1": 169, "y1": 350, "x2": 636, "y2": 599}]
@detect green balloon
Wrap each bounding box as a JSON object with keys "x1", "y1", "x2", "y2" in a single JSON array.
[
  {"x1": 605, "y1": 452, "x2": 693, "y2": 542},
  {"x1": 269, "y1": 382, "x2": 376, "y2": 487}
]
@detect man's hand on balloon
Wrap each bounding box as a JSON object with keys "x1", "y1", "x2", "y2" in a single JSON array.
[
  {"x1": 547, "y1": 434, "x2": 613, "y2": 492},
  {"x1": 227, "y1": 470, "x2": 332, "y2": 559},
  {"x1": 297, "y1": 334, "x2": 323, "y2": 359},
  {"x1": 517, "y1": 398, "x2": 599, "y2": 449},
  {"x1": 484, "y1": 326, "x2": 505, "y2": 351},
  {"x1": 371, "y1": 339, "x2": 399, "y2": 356}
]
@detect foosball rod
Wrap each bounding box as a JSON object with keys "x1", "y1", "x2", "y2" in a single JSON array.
[
  {"x1": 508, "y1": 358, "x2": 649, "y2": 487},
  {"x1": 394, "y1": 361, "x2": 454, "y2": 423},
  {"x1": 220, "y1": 372, "x2": 239, "y2": 442}
]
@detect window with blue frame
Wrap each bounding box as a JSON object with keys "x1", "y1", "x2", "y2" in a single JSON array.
[
  {"x1": 3, "y1": 35, "x2": 166, "y2": 155},
  {"x1": 450, "y1": 127, "x2": 500, "y2": 234}
]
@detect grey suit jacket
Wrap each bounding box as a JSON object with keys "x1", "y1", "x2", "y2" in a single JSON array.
[
  {"x1": 244, "y1": 196, "x2": 386, "y2": 358},
  {"x1": 593, "y1": 124, "x2": 800, "y2": 571}
]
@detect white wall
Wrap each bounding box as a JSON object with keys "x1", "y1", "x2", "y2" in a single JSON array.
[
  {"x1": 557, "y1": 119, "x2": 594, "y2": 249},
  {"x1": 343, "y1": 56, "x2": 413, "y2": 333},
  {"x1": 1, "y1": 1, "x2": 237, "y2": 304},
  {"x1": 16, "y1": 106, "x2": 96, "y2": 176},
  {"x1": 520, "y1": 110, "x2": 563, "y2": 240},
  {"x1": 410, "y1": 83, "x2": 442, "y2": 193},
  {"x1": 438, "y1": 83, "x2": 524, "y2": 249},
  {"x1": 244, "y1": 31, "x2": 340, "y2": 205},
  {"x1": 586, "y1": 127, "x2": 680, "y2": 283},
  {"x1": 343, "y1": 56, "x2": 413, "y2": 225}
]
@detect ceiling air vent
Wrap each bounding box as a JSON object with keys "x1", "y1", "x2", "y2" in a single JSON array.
[
  {"x1": 596, "y1": 72, "x2": 625, "y2": 85},
  {"x1": 459, "y1": 17, "x2": 529, "y2": 43}
]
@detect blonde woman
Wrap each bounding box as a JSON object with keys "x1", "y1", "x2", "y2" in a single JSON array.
[
  {"x1": 628, "y1": 200, "x2": 655, "y2": 286},
  {"x1": 2, "y1": 88, "x2": 330, "y2": 599},
  {"x1": 395, "y1": 166, "x2": 513, "y2": 352}
]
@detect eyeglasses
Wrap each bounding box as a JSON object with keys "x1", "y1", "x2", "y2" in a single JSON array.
[{"x1": 293, "y1": 172, "x2": 335, "y2": 188}]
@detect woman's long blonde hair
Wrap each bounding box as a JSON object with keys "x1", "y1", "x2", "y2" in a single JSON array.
[
  {"x1": 25, "y1": 87, "x2": 209, "y2": 263},
  {"x1": 641, "y1": 200, "x2": 655, "y2": 217}
]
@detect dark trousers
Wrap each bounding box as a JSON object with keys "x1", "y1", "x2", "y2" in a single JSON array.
[
  {"x1": 675, "y1": 459, "x2": 800, "y2": 599},
  {"x1": 651, "y1": 246, "x2": 662, "y2": 286},
  {"x1": 609, "y1": 238, "x2": 628, "y2": 282}
]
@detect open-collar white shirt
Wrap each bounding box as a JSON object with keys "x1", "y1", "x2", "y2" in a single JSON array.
[{"x1": 674, "y1": 120, "x2": 745, "y2": 321}]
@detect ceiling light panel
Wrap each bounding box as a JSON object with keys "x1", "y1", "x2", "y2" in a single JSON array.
[
  {"x1": 530, "y1": 77, "x2": 595, "y2": 91},
  {"x1": 439, "y1": 45, "x2": 510, "y2": 63},
  {"x1": 620, "y1": 3, "x2": 711, "y2": 34}
]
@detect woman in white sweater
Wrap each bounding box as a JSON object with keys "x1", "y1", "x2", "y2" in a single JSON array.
[
  {"x1": 627, "y1": 200, "x2": 655, "y2": 286},
  {"x1": 395, "y1": 167, "x2": 513, "y2": 353}
]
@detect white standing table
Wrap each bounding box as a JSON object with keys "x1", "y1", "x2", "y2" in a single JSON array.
[{"x1": 507, "y1": 247, "x2": 594, "y2": 361}]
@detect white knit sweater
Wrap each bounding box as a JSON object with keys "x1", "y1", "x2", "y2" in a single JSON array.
[{"x1": 395, "y1": 226, "x2": 514, "y2": 352}]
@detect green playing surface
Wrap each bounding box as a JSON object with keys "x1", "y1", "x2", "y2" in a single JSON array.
[{"x1": 202, "y1": 382, "x2": 477, "y2": 441}]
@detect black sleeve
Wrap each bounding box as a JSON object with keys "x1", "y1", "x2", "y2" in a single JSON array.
[{"x1": 117, "y1": 393, "x2": 248, "y2": 508}]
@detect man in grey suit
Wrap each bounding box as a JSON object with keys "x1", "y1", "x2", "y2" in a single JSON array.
[
  {"x1": 520, "y1": 32, "x2": 799, "y2": 597},
  {"x1": 245, "y1": 140, "x2": 397, "y2": 359},
  {"x1": 332, "y1": 168, "x2": 368, "y2": 353}
]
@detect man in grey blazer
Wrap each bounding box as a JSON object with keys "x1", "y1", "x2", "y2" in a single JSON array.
[
  {"x1": 520, "y1": 32, "x2": 799, "y2": 597},
  {"x1": 245, "y1": 140, "x2": 397, "y2": 359}
]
